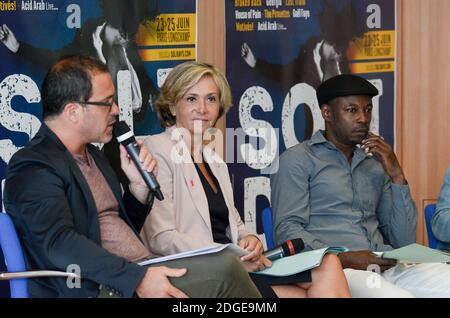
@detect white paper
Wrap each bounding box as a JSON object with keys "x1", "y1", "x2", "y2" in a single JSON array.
[{"x1": 138, "y1": 243, "x2": 248, "y2": 266}]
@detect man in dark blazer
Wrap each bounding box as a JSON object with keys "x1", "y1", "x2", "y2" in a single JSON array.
[{"x1": 3, "y1": 55, "x2": 261, "y2": 298}]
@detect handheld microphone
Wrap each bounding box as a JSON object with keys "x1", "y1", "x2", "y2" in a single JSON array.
[
  {"x1": 113, "y1": 121, "x2": 164, "y2": 201},
  {"x1": 263, "y1": 238, "x2": 304, "y2": 261}
]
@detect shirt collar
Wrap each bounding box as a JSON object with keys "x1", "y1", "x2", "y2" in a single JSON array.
[
  {"x1": 309, "y1": 130, "x2": 335, "y2": 150},
  {"x1": 309, "y1": 130, "x2": 371, "y2": 159}
]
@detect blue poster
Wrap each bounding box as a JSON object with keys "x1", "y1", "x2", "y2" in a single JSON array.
[
  {"x1": 0, "y1": 0, "x2": 196, "y2": 206},
  {"x1": 225, "y1": 0, "x2": 396, "y2": 243},
  {"x1": 0, "y1": 0, "x2": 196, "y2": 297}
]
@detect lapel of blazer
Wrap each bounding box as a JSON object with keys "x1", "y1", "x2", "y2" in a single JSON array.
[
  {"x1": 167, "y1": 127, "x2": 212, "y2": 231},
  {"x1": 40, "y1": 125, "x2": 101, "y2": 241}
]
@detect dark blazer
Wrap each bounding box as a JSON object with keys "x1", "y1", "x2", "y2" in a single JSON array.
[{"x1": 4, "y1": 124, "x2": 151, "y2": 298}]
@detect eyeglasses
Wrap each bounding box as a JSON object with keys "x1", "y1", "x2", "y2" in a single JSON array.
[{"x1": 75, "y1": 98, "x2": 117, "y2": 110}]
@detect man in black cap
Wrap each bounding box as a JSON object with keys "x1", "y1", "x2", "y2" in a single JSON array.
[{"x1": 271, "y1": 74, "x2": 450, "y2": 297}]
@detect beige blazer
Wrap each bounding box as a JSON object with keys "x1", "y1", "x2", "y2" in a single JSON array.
[{"x1": 141, "y1": 126, "x2": 248, "y2": 256}]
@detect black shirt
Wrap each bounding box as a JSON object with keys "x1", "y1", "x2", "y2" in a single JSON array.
[
  {"x1": 194, "y1": 161, "x2": 311, "y2": 299},
  {"x1": 194, "y1": 162, "x2": 232, "y2": 244}
]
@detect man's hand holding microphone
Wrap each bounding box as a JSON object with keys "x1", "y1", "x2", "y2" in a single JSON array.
[
  {"x1": 118, "y1": 138, "x2": 157, "y2": 205},
  {"x1": 113, "y1": 121, "x2": 164, "y2": 204}
]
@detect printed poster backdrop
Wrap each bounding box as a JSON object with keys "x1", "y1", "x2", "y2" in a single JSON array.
[
  {"x1": 0, "y1": 0, "x2": 196, "y2": 297},
  {"x1": 225, "y1": 0, "x2": 396, "y2": 245}
]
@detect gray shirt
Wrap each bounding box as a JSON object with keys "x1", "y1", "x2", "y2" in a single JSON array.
[{"x1": 271, "y1": 131, "x2": 417, "y2": 252}]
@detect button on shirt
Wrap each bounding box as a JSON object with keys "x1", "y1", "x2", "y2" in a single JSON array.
[{"x1": 271, "y1": 131, "x2": 417, "y2": 252}]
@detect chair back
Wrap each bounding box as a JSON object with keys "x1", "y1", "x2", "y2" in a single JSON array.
[
  {"x1": 261, "y1": 207, "x2": 276, "y2": 249},
  {"x1": 424, "y1": 204, "x2": 439, "y2": 249},
  {"x1": 0, "y1": 213, "x2": 29, "y2": 298}
]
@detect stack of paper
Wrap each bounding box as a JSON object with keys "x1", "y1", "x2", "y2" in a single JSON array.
[
  {"x1": 380, "y1": 243, "x2": 450, "y2": 264},
  {"x1": 139, "y1": 244, "x2": 350, "y2": 277},
  {"x1": 254, "y1": 246, "x2": 348, "y2": 277},
  {"x1": 138, "y1": 243, "x2": 248, "y2": 266}
]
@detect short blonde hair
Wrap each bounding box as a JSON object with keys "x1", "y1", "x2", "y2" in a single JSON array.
[{"x1": 155, "y1": 61, "x2": 233, "y2": 128}]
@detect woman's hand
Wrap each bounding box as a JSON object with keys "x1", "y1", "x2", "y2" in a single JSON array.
[{"x1": 238, "y1": 235, "x2": 272, "y2": 272}]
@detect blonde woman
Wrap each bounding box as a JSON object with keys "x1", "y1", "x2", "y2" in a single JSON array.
[{"x1": 141, "y1": 61, "x2": 350, "y2": 298}]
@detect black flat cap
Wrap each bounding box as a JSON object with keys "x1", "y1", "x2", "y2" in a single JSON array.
[{"x1": 316, "y1": 74, "x2": 379, "y2": 107}]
